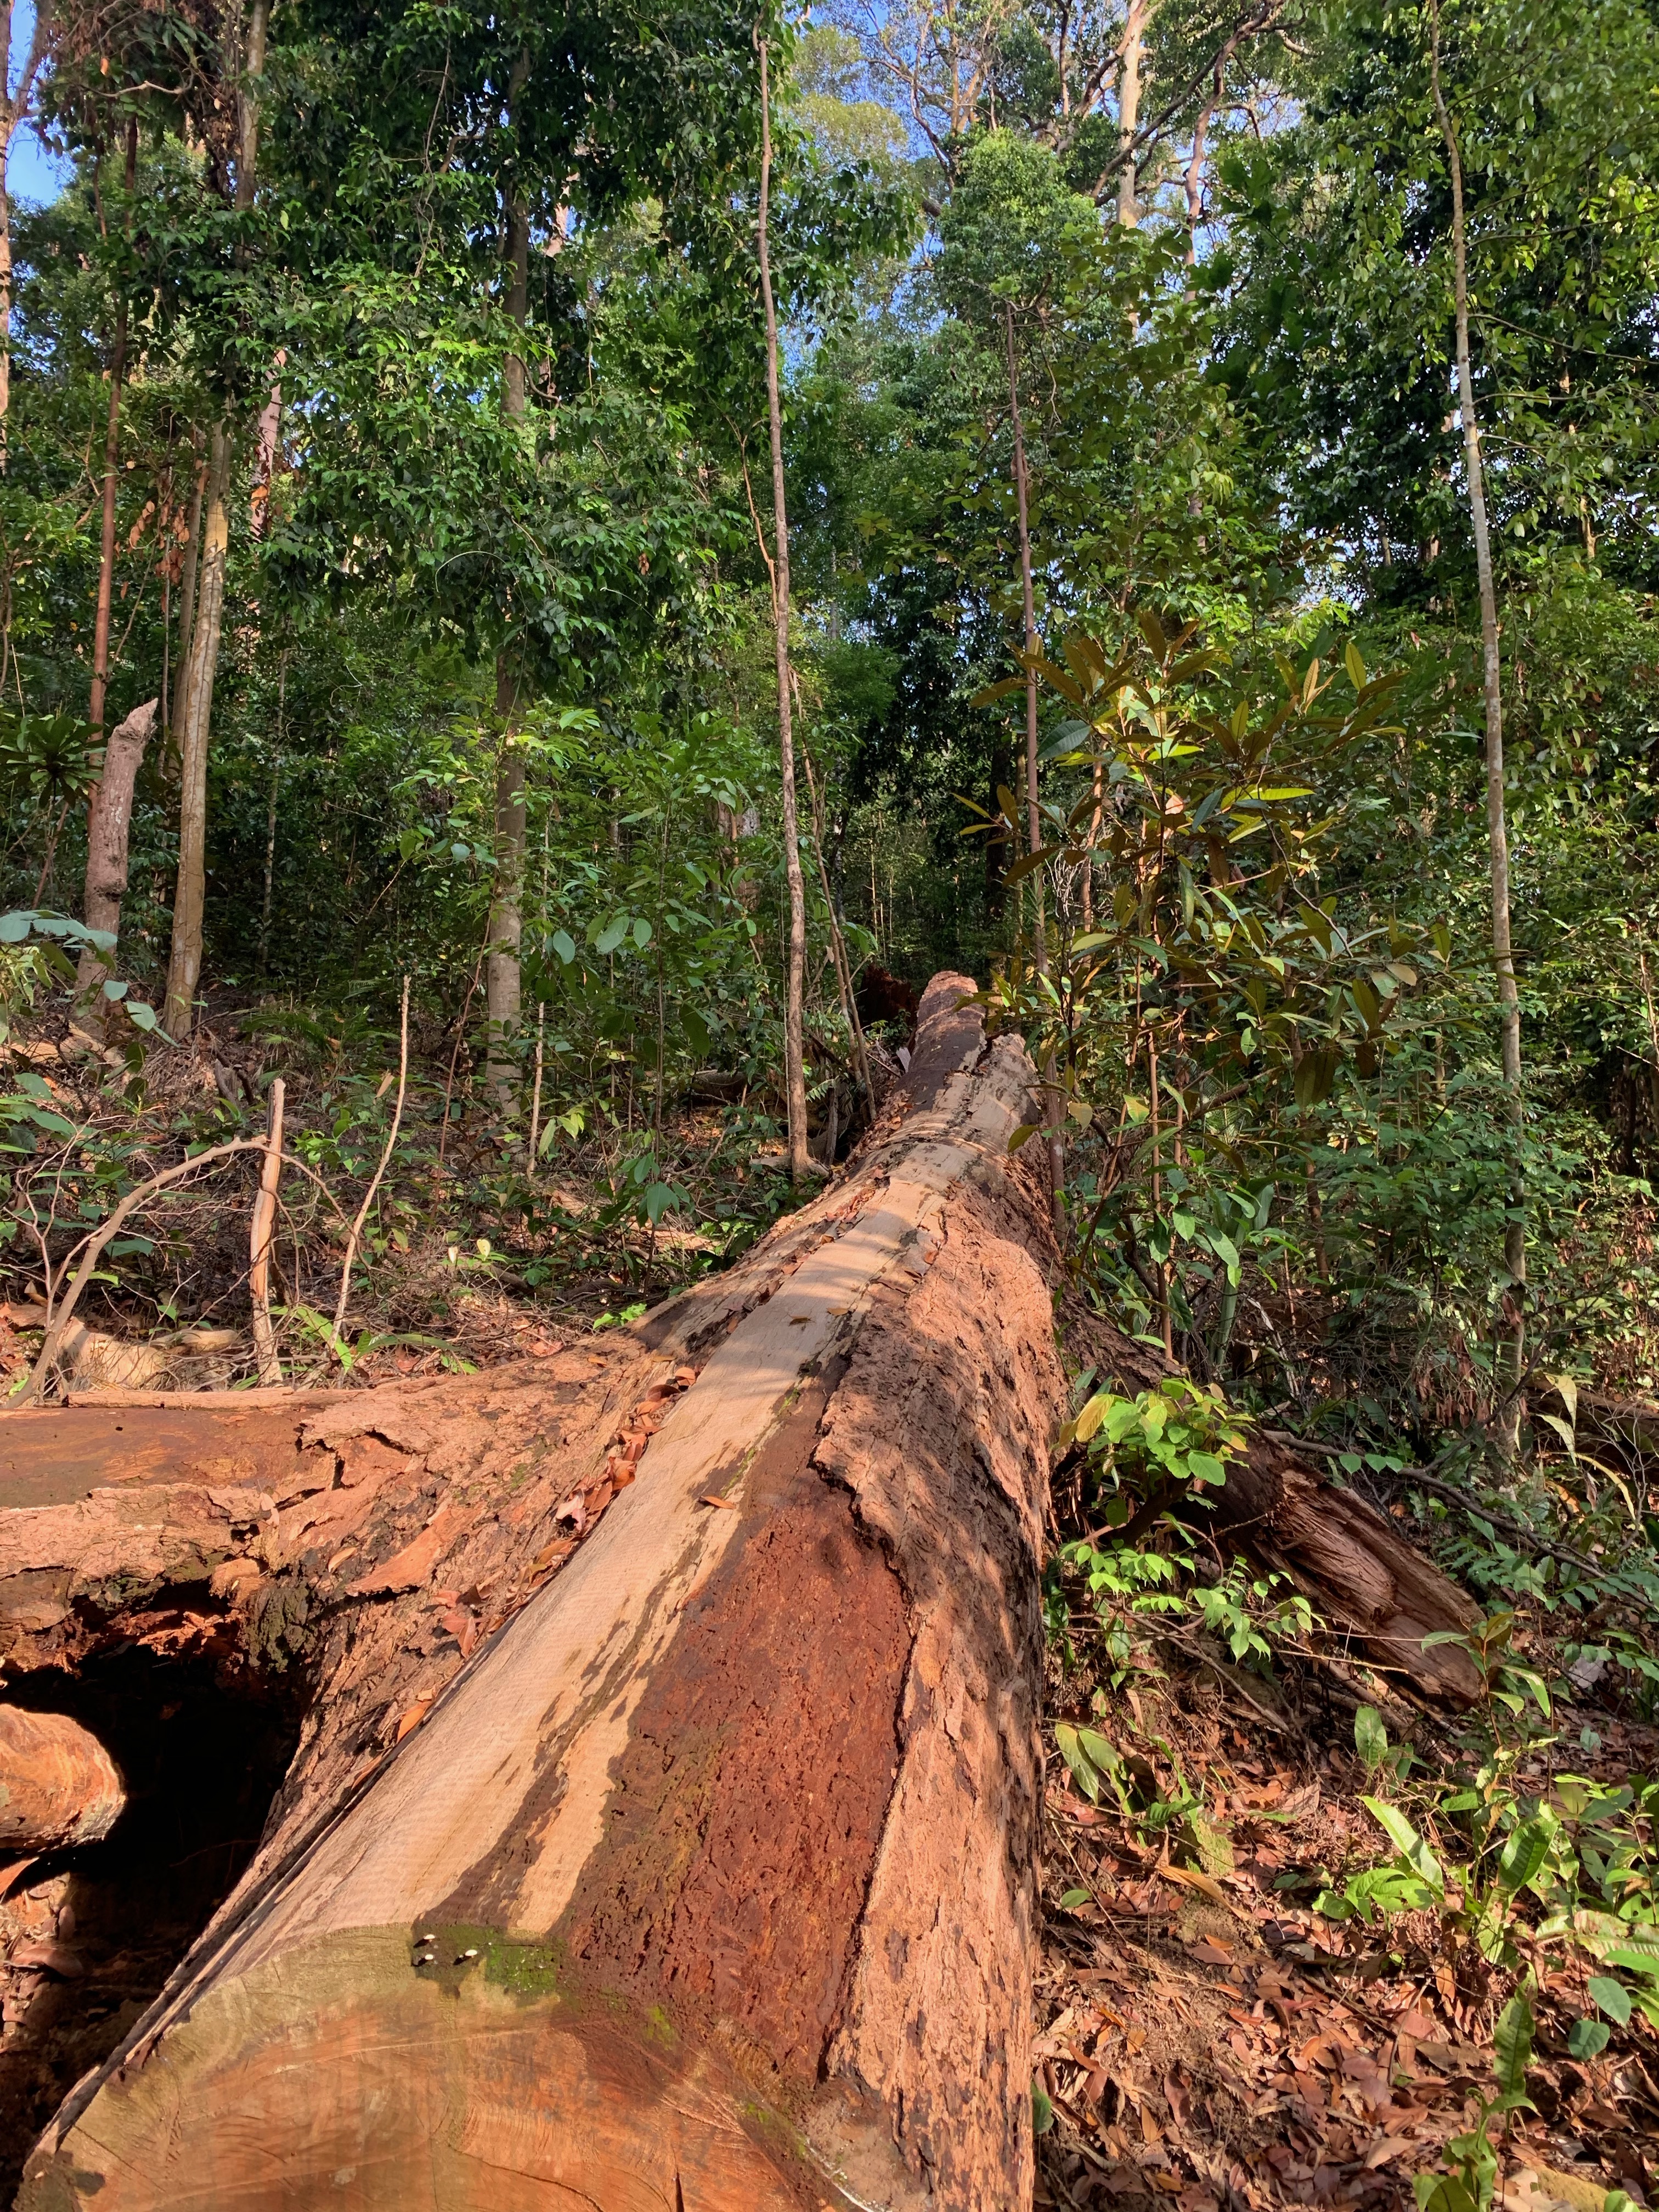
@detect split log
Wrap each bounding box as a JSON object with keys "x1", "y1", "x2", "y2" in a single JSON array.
[
  {"x1": 2, "y1": 974, "x2": 1483, "y2": 2208},
  {"x1": 15, "y1": 975, "x2": 1064, "y2": 2210}
]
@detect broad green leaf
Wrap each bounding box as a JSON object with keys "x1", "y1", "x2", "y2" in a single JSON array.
[
  {"x1": 1587, "y1": 1976, "x2": 1632, "y2": 2025},
  {"x1": 1497, "y1": 1818, "x2": 1553, "y2": 1896},
  {"x1": 1354, "y1": 1705, "x2": 1388, "y2": 1772},
  {"x1": 1493, "y1": 1987, "x2": 1534, "y2": 2098},
  {"x1": 1568, "y1": 2016, "x2": 1610, "y2": 2059}
]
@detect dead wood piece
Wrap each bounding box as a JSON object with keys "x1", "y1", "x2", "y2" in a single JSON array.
[
  {"x1": 1066, "y1": 1318, "x2": 1482, "y2": 1702},
  {"x1": 0, "y1": 1707, "x2": 125, "y2": 1849}
]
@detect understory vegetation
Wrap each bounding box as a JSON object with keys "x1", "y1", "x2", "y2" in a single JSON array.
[{"x1": 1, "y1": 0, "x2": 1658, "y2": 2198}]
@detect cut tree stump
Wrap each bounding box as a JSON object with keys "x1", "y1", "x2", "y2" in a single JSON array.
[{"x1": 3, "y1": 974, "x2": 1483, "y2": 2210}]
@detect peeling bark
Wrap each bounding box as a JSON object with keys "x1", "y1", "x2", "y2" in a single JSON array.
[
  {"x1": 75, "y1": 697, "x2": 158, "y2": 1005},
  {"x1": 14, "y1": 974, "x2": 1062, "y2": 2210}
]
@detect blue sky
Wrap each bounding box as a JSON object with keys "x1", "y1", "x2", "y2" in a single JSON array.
[{"x1": 8, "y1": 0, "x2": 70, "y2": 207}]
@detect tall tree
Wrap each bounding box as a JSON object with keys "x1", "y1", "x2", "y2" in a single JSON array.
[
  {"x1": 757, "y1": 32, "x2": 810, "y2": 1181},
  {"x1": 1428, "y1": 0, "x2": 1523, "y2": 1449},
  {"x1": 0, "y1": 0, "x2": 53, "y2": 472},
  {"x1": 164, "y1": 0, "x2": 270, "y2": 1037}
]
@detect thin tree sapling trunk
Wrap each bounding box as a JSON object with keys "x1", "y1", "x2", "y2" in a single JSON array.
[
  {"x1": 1003, "y1": 302, "x2": 1064, "y2": 1216},
  {"x1": 87, "y1": 120, "x2": 138, "y2": 744},
  {"x1": 170, "y1": 432, "x2": 206, "y2": 740},
  {"x1": 1430, "y1": 3, "x2": 1526, "y2": 1453},
  {"x1": 485, "y1": 88, "x2": 531, "y2": 1110},
  {"x1": 757, "y1": 36, "x2": 810, "y2": 1183},
  {"x1": 0, "y1": 0, "x2": 52, "y2": 475},
  {"x1": 162, "y1": 0, "x2": 270, "y2": 1038}
]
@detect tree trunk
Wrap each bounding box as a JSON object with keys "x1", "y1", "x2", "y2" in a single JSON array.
[
  {"x1": 13, "y1": 974, "x2": 1062, "y2": 2209},
  {"x1": 1117, "y1": 0, "x2": 1148, "y2": 227},
  {"x1": 87, "y1": 120, "x2": 139, "y2": 742},
  {"x1": 169, "y1": 432, "x2": 207, "y2": 742},
  {"x1": 161, "y1": 0, "x2": 270, "y2": 1040},
  {"x1": 757, "y1": 39, "x2": 811, "y2": 1184},
  {"x1": 1002, "y1": 303, "x2": 1063, "y2": 1216},
  {"x1": 0, "y1": 0, "x2": 52, "y2": 475},
  {"x1": 74, "y1": 697, "x2": 159, "y2": 1003},
  {"x1": 162, "y1": 423, "x2": 231, "y2": 1038},
  {"x1": 486, "y1": 178, "x2": 530, "y2": 1105},
  {"x1": 1430, "y1": 3, "x2": 1525, "y2": 1455}
]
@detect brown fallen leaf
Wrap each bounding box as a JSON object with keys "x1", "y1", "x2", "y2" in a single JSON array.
[
  {"x1": 1159, "y1": 1862, "x2": 1229, "y2": 1905},
  {"x1": 699, "y1": 1494, "x2": 741, "y2": 1510},
  {"x1": 396, "y1": 1699, "x2": 435, "y2": 1741}
]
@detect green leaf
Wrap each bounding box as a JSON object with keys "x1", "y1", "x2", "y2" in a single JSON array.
[
  {"x1": 596, "y1": 915, "x2": 629, "y2": 956},
  {"x1": 1361, "y1": 1795, "x2": 1443, "y2": 1892},
  {"x1": 551, "y1": 929, "x2": 576, "y2": 965},
  {"x1": 1493, "y1": 1987, "x2": 1534, "y2": 2099},
  {"x1": 1053, "y1": 1723, "x2": 1099, "y2": 1803},
  {"x1": 1568, "y1": 2016, "x2": 1611, "y2": 2059},
  {"x1": 1032, "y1": 2085, "x2": 1055, "y2": 2137},
  {"x1": 1058, "y1": 1886, "x2": 1092, "y2": 1910},
  {"x1": 1587, "y1": 1976, "x2": 1632, "y2": 2025},
  {"x1": 1354, "y1": 1705, "x2": 1389, "y2": 1773},
  {"x1": 1416, "y1": 2178, "x2": 1479, "y2": 2212},
  {"x1": 1497, "y1": 1818, "x2": 1553, "y2": 1897}
]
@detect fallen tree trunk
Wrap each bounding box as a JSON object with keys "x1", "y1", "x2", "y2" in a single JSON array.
[
  {"x1": 13, "y1": 976, "x2": 1065, "y2": 2210},
  {"x1": 2, "y1": 975, "x2": 1482, "y2": 2208}
]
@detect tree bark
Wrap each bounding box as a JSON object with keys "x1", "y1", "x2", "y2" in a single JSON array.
[
  {"x1": 74, "y1": 697, "x2": 158, "y2": 1004},
  {"x1": 161, "y1": 0, "x2": 270, "y2": 1040},
  {"x1": 14, "y1": 973, "x2": 1062, "y2": 2210},
  {"x1": 757, "y1": 38, "x2": 811, "y2": 1184},
  {"x1": 1430, "y1": 2, "x2": 1525, "y2": 1454},
  {"x1": 169, "y1": 432, "x2": 207, "y2": 742},
  {"x1": 87, "y1": 120, "x2": 139, "y2": 743}
]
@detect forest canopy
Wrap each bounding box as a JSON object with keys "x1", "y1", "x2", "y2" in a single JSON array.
[{"x1": 1, "y1": 0, "x2": 1658, "y2": 1526}]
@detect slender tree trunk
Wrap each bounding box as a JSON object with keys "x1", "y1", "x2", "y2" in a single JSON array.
[
  {"x1": 248, "y1": 1075, "x2": 284, "y2": 1385},
  {"x1": 74, "y1": 699, "x2": 157, "y2": 1005},
  {"x1": 88, "y1": 120, "x2": 139, "y2": 743},
  {"x1": 1117, "y1": 0, "x2": 1148, "y2": 227},
  {"x1": 486, "y1": 181, "x2": 529, "y2": 1106},
  {"x1": 170, "y1": 433, "x2": 206, "y2": 742},
  {"x1": 257, "y1": 652, "x2": 285, "y2": 977},
  {"x1": 1430, "y1": 6, "x2": 1525, "y2": 1452},
  {"x1": 161, "y1": 0, "x2": 269, "y2": 1039},
  {"x1": 0, "y1": 0, "x2": 52, "y2": 476},
  {"x1": 163, "y1": 425, "x2": 230, "y2": 1037},
  {"x1": 758, "y1": 38, "x2": 810, "y2": 1183},
  {"x1": 1003, "y1": 304, "x2": 1063, "y2": 1216}
]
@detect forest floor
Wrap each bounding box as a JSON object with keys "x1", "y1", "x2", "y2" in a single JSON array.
[
  {"x1": 1031, "y1": 1645, "x2": 1659, "y2": 2212},
  {"x1": 1, "y1": 1015, "x2": 1656, "y2": 2208}
]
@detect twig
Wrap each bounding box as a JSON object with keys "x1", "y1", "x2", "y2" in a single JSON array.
[
  {"x1": 332, "y1": 976, "x2": 409, "y2": 1355},
  {"x1": 249, "y1": 1076, "x2": 285, "y2": 1384}
]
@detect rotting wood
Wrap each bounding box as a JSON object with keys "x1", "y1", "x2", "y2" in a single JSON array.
[
  {"x1": 248, "y1": 1077, "x2": 285, "y2": 1386},
  {"x1": 4, "y1": 974, "x2": 1486, "y2": 2205}
]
